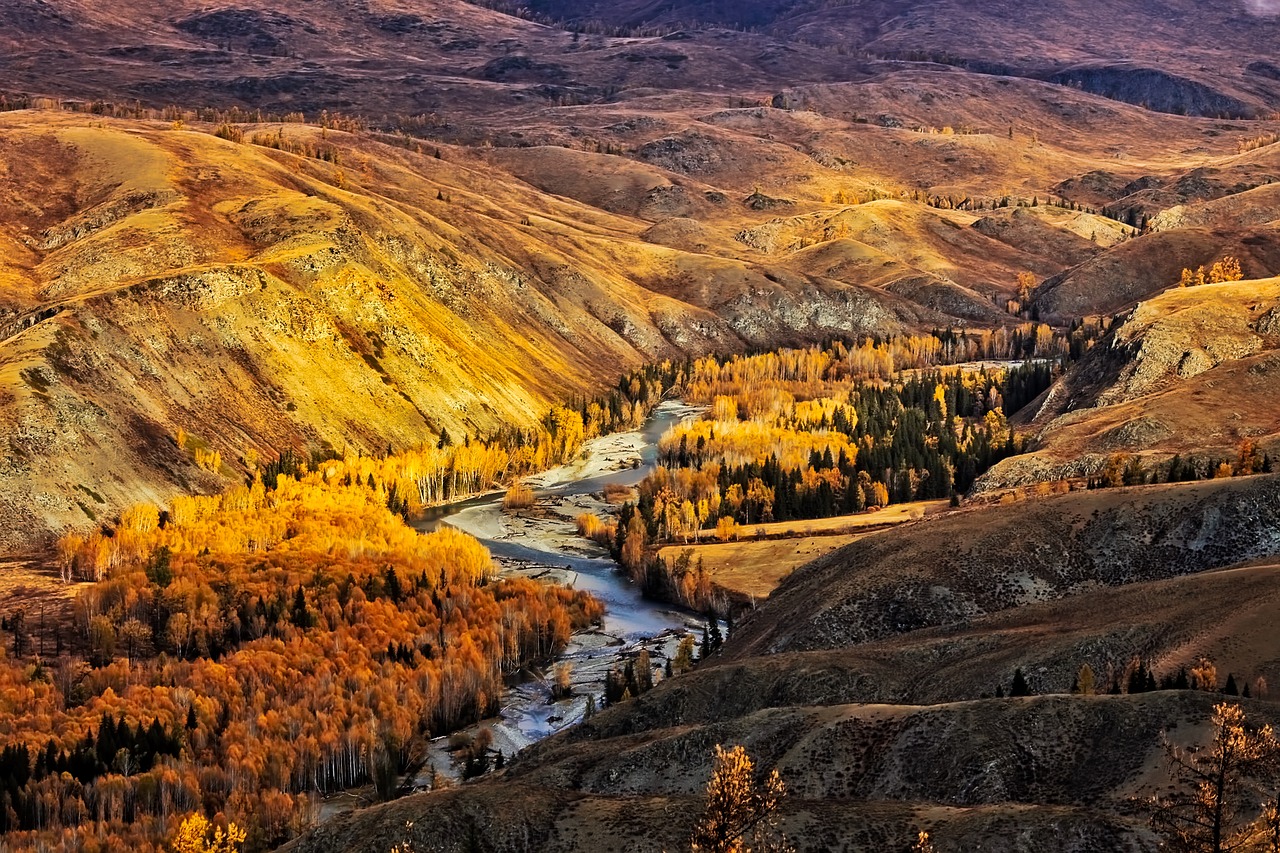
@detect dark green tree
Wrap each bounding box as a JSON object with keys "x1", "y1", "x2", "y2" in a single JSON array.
[{"x1": 1010, "y1": 668, "x2": 1032, "y2": 697}]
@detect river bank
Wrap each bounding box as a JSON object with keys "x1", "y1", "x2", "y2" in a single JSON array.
[{"x1": 411, "y1": 401, "x2": 707, "y2": 785}]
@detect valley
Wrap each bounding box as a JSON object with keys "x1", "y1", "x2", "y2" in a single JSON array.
[
  {"x1": 3, "y1": 0, "x2": 1280, "y2": 851},
  {"x1": 410, "y1": 401, "x2": 707, "y2": 773}
]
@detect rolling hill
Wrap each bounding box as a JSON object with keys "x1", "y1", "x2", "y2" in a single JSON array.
[
  {"x1": 987, "y1": 277, "x2": 1280, "y2": 487},
  {"x1": 281, "y1": 477, "x2": 1280, "y2": 853},
  {"x1": 5, "y1": 3, "x2": 1280, "y2": 848}
]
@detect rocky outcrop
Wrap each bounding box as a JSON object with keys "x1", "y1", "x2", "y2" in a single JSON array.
[{"x1": 1043, "y1": 64, "x2": 1255, "y2": 118}]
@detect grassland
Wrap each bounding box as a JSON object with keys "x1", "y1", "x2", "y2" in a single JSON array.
[{"x1": 657, "y1": 501, "x2": 949, "y2": 600}]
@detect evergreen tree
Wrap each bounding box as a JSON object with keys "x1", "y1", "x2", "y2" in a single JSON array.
[
  {"x1": 1010, "y1": 668, "x2": 1032, "y2": 697},
  {"x1": 709, "y1": 620, "x2": 724, "y2": 654},
  {"x1": 290, "y1": 585, "x2": 313, "y2": 628}
]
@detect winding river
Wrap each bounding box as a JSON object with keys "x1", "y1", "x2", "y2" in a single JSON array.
[{"x1": 412, "y1": 401, "x2": 706, "y2": 770}]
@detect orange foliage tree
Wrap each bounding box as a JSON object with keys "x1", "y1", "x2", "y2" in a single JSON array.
[{"x1": 2, "y1": 465, "x2": 602, "y2": 851}]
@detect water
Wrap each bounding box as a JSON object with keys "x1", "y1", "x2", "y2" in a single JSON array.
[{"x1": 411, "y1": 401, "x2": 706, "y2": 769}]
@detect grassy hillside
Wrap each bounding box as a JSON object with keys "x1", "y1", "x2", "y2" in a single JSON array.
[
  {"x1": 986, "y1": 277, "x2": 1280, "y2": 487},
  {"x1": 280, "y1": 479, "x2": 1280, "y2": 852},
  {"x1": 0, "y1": 110, "x2": 949, "y2": 551}
]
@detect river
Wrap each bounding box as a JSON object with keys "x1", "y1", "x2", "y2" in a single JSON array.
[{"x1": 412, "y1": 400, "x2": 707, "y2": 776}]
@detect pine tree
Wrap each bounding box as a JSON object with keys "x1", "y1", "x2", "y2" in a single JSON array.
[
  {"x1": 709, "y1": 620, "x2": 724, "y2": 654},
  {"x1": 290, "y1": 585, "x2": 313, "y2": 628},
  {"x1": 1010, "y1": 668, "x2": 1032, "y2": 697}
]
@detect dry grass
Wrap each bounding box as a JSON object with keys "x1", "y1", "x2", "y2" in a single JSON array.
[
  {"x1": 601, "y1": 483, "x2": 635, "y2": 504},
  {"x1": 0, "y1": 559, "x2": 80, "y2": 653},
  {"x1": 741, "y1": 501, "x2": 948, "y2": 539},
  {"x1": 660, "y1": 534, "x2": 865, "y2": 601},
  {"x1": 728, "y1": 476, "x2": 1280, "y2": 659},
  {"x1": 656, "y1": 503, "x2": 945, "y2": 600},
  {"x1": 503, "y1": 484, "x2": 536, "y2": 510}
]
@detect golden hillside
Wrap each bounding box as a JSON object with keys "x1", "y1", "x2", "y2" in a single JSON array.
[
  {"x1": 0, "y1": 111, "x2": 730, "y2": 550},
  {"x1": 984, "y1": 277, "x2": 1280, "y2": 487}
]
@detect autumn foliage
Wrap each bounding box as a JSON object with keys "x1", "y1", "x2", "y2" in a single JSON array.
[
  {"x1": 606, "y1": 340, "x2": 1059, "y2": 609},
  {"x1": 691, "y1": 744, "x2": 791, "y2": 853},
  {"x1": 1, "y1": 462, "x2": 602, "y2": 851},
  {"x1": 1178, "y1": 256, "x2": 1245, "y2": 288},
  {"x1": 1149, "y1": 702, "x2": 1280, "y2": 853}
]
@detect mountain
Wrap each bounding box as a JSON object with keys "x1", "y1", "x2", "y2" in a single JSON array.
[
  {"x1": 521, "y1": 0, "x2": 1280, "y2": 119},
  {"x1": 1, "y1": 108, "x2": 954, "y2": 552},
  {"x1": 5, "y1": 4, "x2": 1280, "y2": 548},
  {"x1": 5, "y1": 3, "x2": 1280, "y2": 848},
  {"x1": 9, "y1": 0, "x2": 1278, "y2": 120}
]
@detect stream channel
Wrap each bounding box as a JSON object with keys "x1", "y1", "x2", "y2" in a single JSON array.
[{"x1": 412, "y1": 400, "x2": 708, "y2": 780}]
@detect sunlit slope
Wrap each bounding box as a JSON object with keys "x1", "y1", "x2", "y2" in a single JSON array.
[
  {"x1": 0, "y1": 113, "x2": 708, "y2": 549},
  {"x1": 0, "y1": 111, "x2": 957, "y2": 550},
  {"x1": 986, "y1": 277, "x2": 1280, "y2": 487}
]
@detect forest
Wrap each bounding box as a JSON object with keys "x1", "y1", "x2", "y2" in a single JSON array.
[
  {"x1": 0, "y1": 454, "x2": 604, "y2": 851},
  {"x1": 0, "y1": 328, "x2": 1098, "y2": 850},
  {"x1": 0, "y1": 358, "x2": 703, "y2": 851},
  {"x1": 598, "y1": 332, "x2": 1075, "y2": 609}
]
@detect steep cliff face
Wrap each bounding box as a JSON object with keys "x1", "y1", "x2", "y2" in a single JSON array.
[{"x1": 1043, "y1": 65, "x2": 1257, "y2": 119}]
